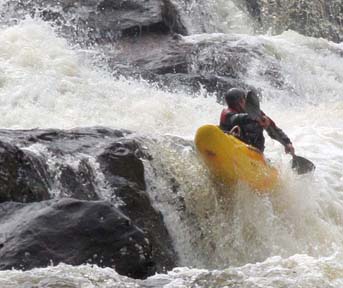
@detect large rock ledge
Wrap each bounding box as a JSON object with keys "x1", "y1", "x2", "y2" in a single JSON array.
[
  {"x1": 110, "y1": 33, "x2": 289, "y2": 101},
  {"x1": 0, "y1": 0, "x2": 189, "y2": 42},
  {"x1": 0, "y1": 127, "x2": 177, "y2": 279},
  {"x1": 0, "y1": 198, "x2": 153, "y2": 279}
]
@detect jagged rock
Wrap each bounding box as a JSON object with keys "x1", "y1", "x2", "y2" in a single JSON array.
[
  {"x1": 111, "y1": 34, "x2": 283, "y2": 100},
  {"x1": 161, "y1": 0, "x2": 188, "y2": 35},
  {"x1": 0, "y1": 198, "x2": 154, "y2": 279},
  {"x1": 98, "y1": 139, "x2": 177, "y2": 272},
  {"x1": 98, "y1": 140, "x2": 147, "y2": 190},
  {"x1": 0, "y1": 140, "x2": 50, "y2": 203},
  {"x1": 0, "y1": 0, "x2": 189, "y2": 43},
  {"x1": 245, "y1": 0, "x2": 343, "y2": 43},
  {"x1": 59, "y1": 159, "x2": 99, "y2": 200},
  {"x1": 0, "y1": 128, "x2": 178, "y2": 274}
]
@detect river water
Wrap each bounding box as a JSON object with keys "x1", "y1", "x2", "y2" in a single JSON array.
[{"x1": 0, "y1": 0, "x2": 343, "y2": 287}]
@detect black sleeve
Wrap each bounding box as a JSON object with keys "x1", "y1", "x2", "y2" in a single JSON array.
[
  {"x1": 266, "y1": 125, "x2": 292, "y2": 146},
  {"x1": 260, "y1": 111, "x2": 292, "y2": 146}
]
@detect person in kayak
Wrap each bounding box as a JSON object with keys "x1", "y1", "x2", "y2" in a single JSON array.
[{"x1": 219, "y1": 87, "x2": 295, "y2": 154}]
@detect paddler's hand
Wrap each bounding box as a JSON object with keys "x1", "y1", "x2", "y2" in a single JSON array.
[
  {"x1": 256, "y1": 116, "x2": 271, "y2": 128},
  {"x1": 285, "y1": 143, "x2": 295, "y2": 156}
]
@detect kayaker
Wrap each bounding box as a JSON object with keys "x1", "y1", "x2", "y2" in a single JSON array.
[{"x1": 219, "y1": 88, "x2": 295, "y2": 154}]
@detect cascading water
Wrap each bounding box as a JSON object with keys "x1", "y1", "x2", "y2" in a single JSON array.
[{"x1": 0, "y1": 0, "x2": 343, "y2": 286}]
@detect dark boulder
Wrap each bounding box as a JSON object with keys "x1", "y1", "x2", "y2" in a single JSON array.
[
  {"x1": 59, "y1": 159, "x2": 99, "y2": 200},
  {"x1": 0, "y1": 140, "x2": 50, "y2": 203},
  {"x1": 112, "y1": 34, "x2": 283, "y2": 100},
  {"x1": 0, "y1": 128, "x2": 130, "y2": 202},
  {"x1": 98, "y1": 139, "x2": 177, "y2": 272},
  {"x1": 0, "y1": 128, "x2": 178, "y2": 273},
  {"x1": 98, "y1": 140, "x2": 147, "y2": 190},
  {"x1": 0, "y1": 198, "x2": 155, "y2": 279},
  {"x1": 0, "y1": 0, "x2": 189, "y2": 43}
]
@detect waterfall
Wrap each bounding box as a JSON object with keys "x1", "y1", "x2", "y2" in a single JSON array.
[{"x1": 0, "y1": 0, "x2": 342, "y2": 286}]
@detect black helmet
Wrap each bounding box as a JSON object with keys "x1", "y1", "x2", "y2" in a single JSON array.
[{"x1": 224, "y1": 88, "x2": 246, "y2": 106}]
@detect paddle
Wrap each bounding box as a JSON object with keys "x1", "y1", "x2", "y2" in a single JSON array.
[{"x1": 245, "y1": 90, "x2": 315, "y2": 174}]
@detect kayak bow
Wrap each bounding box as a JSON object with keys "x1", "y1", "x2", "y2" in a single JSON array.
[{"x1": 195, "y1": 124, "x2": 278, "y2": 192}]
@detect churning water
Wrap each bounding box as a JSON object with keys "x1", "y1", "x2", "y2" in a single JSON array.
[{"x1": 0, "y1": 0, "x2": 343, "y2": 286}]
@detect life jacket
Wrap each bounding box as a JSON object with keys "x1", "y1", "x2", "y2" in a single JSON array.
[
  {"x1": 219, "y1": 107, "x2": 266, "y2": 151},
  {"x1": 219, "y1": 107, "x2": 237, "y2": 131}
]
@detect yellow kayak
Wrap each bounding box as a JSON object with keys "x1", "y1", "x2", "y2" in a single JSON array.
[{"x1": 194, "y1": 124, "x2": 278, "y2": 192}]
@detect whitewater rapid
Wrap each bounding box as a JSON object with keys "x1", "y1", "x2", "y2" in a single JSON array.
[
  {"x1": 0, "y1": 9, "x2": 343, "y2": 288},
  {"x1": 0, "y1": 19, "x2": 220, "y2": 134}
]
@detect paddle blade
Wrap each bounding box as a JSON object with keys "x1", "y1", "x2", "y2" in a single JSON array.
[
  {"x1": 292, "y1": 155, "x2": 316, "y2": 174},
  {"x1": 245, "y1": 90, "x2": 262, "y2": 120}
]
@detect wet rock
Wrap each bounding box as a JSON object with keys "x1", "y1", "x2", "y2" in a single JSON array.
[
  {"x1": 0, "y1": 128, "x2": 178, "y2": 273},
  {"x1": 0, "y1": 0, "x2": 189, "y2": 43},
  {"x1": 98, "y1": 140, "x2": 147, "y2": 190},
  {"x1": 0, "y1": 140, "x2": 50, "y2": 203},
  {"x1": 152, "y1": 73, "x2": 242, "y2": 102},
  {"x1": 0, "y1": 128, "x2": 128, "y2": 203},
  {"x1": 161, "y1": 0, "x2": 188, "y2": 35},
  {"x1": 111, "y1": 34, "x2": 281, "y2": 100},
  {"x1": 98, "y1": 139, "x2": 177, "y2": 272},
  {"x1": 59, "y1": 159, "x2": 99, "y2": 200},
  {"x1": 245, "y1": 0, "x2": 343, "y2": 43},
  {"x1": 0, "y1": 198, "x2": 154, "y2": 279}
]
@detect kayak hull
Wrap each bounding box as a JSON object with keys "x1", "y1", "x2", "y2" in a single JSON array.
[{"x1": 194, "y1": 124, "x2": 278, "y2": 191}]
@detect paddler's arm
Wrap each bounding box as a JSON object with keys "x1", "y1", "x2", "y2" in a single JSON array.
[{"x1": 259, "y1": 111, "x2": 295, "y2": 155}]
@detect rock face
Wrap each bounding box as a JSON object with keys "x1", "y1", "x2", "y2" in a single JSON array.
[
  {"x1": 0, "y1": 140, "x2": 50, "y2": 203},
  {"x1": 98, "y1": 141, "x2": 176, "y2": 272},
  {"x1": 0, "y1": 128, "x2": 177, "y2": 278},
  {"x1": 111, "y1": 33, "x2": 285, "y2": 101},
  {"x1": 0, "y1": 198, "x2": 154, "y2": 279},
  {"x1": 0, "y1": 0, "x2": 189, "y2": 42},
  {"x1": 245, "y1": 0, "x2": 343, "y2": 43},
  {"x1": 59, "y1": 159, "x2": 99, "y2": 201}
]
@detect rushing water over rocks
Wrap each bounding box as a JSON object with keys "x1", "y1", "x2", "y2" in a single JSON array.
[{"x1": 0, "y1": 0, "x2": 342, "y2": 287}]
